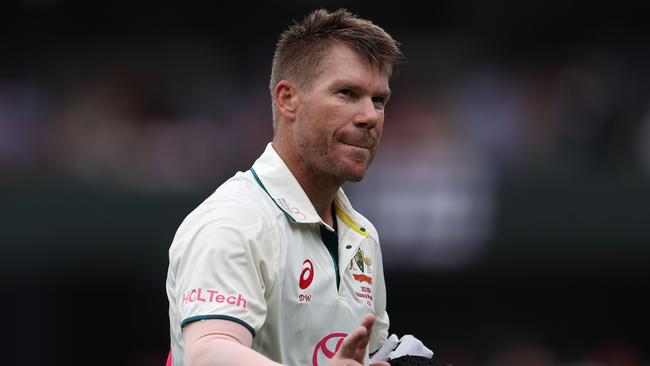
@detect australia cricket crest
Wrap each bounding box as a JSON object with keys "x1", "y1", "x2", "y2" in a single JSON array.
[{"x1": 349, "y1": 248, "x2": 374, "y2": 306}]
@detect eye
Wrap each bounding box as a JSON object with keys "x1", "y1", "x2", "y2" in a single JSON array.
[
  {"x1": 372, "y1": 96, "x2": 386, "y2": 109},
  {"x1": 338, "y1": 89, "x2": 355, "y2": 98}
]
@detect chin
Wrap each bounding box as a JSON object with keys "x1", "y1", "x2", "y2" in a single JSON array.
[
  {"x1": 339, "y1": 164, "x2": 368, "y2": 183},
  {"x1": 331, "y1": 155, "x2": 371, "y2": 183},
  {"x1": 344, "y1": 174, "x2": 364, "y2": 183}
]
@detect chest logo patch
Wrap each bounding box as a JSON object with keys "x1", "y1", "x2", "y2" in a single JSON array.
[
  {"x1": 350, "y1": 248, "x2": 374, "y2": 306},
  {"x1": 350, "y1": 248, "x2": 372, "y2": 278},
  {"x1": 299, "y1": 259, "x2": 315, "y2": 289},
  {"x1": 298, "y1": 259, "x2": 314, "y2": 302}
]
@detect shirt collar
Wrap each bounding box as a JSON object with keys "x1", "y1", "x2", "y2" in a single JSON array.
[
  {"x1": 250, "y1": 143, "x2": 369, "y2": 238},
  {"x1": 251, "y1": 143, "x2": 322, "y2": 224}
]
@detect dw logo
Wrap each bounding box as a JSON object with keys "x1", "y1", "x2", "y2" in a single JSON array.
[{"x1": 312, "y1": 332, "x2": 347, "y2": 366}]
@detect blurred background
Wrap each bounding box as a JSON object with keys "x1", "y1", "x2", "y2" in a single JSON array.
[{"x1": 2, "y1": 0, "x2": 650, "y2": 365}]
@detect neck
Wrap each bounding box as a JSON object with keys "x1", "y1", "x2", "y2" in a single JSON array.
[
  {"x1": 271, "y1": 140, "x2": 340, "y2": 227},
  {"x1": 302, "y1": 173, "x2": 339, "y2": 227}
]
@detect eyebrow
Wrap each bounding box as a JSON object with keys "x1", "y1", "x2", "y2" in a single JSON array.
[{"x1": 330, "y1": 80, "x2": 391, "y2": 98}]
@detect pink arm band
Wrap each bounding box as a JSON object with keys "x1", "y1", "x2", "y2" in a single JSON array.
[{"x1": 183, "y1": 319, "x2": 283, "y2": 366}]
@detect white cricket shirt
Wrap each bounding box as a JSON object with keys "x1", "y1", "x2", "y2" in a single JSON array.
[{"x1": 166, "y1": 143, "x2": 389, "y2": 366}]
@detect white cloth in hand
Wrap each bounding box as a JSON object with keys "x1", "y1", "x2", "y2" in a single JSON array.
[
  {"x1": 370, "y1": 334, "x2": 433, "y2": 362},
  {"x1": 369, "y1": 334, "x2": 400, "y2": 363},
  {"x1": 388, "y1": 334, "x2": 434, "y2": 360}
]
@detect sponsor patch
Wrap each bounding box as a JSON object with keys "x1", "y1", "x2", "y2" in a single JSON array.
[{"x1": 181, "y1": 288, "x2": 247, "y2": 309}]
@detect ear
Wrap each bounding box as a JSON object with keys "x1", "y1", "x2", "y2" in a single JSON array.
[{"x1": 274, "y1": 80, "x2": 299, "y2": 121}]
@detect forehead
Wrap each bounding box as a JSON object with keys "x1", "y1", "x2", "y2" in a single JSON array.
[{"x1": 312, "y1": 43, "x2": 390, "y2": 91}]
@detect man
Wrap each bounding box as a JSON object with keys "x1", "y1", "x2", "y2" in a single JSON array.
[{"x1": 166, "y1": 8, "x2": 402, "y2": 366}]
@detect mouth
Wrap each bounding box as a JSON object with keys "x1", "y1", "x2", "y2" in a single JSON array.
[
  {"x1": 343, "y1": 142, "x2": 370, "y2": 150},
  {"x1": 340, "y1": 139, "x2": 375, "y2": 150}
]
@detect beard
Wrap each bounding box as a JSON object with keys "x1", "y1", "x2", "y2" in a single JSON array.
[
  {"x1": 296, "y1": 127, "x2": 377, "y2": 184},
  {"x1": 295, "y1": 100, "x2": 380, "y2": 184}
]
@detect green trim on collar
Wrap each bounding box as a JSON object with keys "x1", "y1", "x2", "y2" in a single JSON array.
[
  {"x1": 180, "y1": 315, "x2": 256, "y2": 338},
  {"x1": 250, "y1": 168, "x2": 296, "y2": 223},
  {"x1": 320, "y1": 224, "x2": 340, "y2": 290}
]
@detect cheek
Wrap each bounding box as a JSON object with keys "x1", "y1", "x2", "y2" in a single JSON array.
[
  {"x1": 375, "y1": 116, "x2": 385, "y2": 138},
  {"x1": 299, "y1": 98, "x2": 334, "y2": 127}
]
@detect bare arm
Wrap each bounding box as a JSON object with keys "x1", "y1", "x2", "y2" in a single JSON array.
[
  {"x1": 184, "y1": 316, "x2": 389, "y2": 366},
  {"x1": 184, "y1": 319, "x2": 282, "y2": 366}
]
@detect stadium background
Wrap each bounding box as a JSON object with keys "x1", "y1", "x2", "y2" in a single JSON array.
[{"x1": 2, "y1": 1, "x2": 649, "y2": 365}]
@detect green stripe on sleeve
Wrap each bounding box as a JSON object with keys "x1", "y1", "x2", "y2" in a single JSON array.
[{"x1": 181, "y1": 315, "x2": 256, "y2": 338}]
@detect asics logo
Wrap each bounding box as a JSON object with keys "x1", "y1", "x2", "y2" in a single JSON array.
[{"x1": 299, "y1": 259, "x2": 314, "y2": 289}]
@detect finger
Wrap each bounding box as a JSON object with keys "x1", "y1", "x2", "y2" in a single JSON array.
[
  {"x1": 370, "y1": 362, "x2": 390, "y2": 366},
  {"x1": 334, "y1": 314, "x2": 377, "y2": 362},
  {"x1": 354, "y1": 314, "x2": 376, "y2": 351},
  {"x1": 338, "y1": 325, "x2": 368, "y2": 358},
  {"x1": 359, "y1": 313, "x2": 376, "y2": 330}
]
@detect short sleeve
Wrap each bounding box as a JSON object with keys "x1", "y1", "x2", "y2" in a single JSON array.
[{"x1": 170, "y1": 199, "x2": 278, "y2": 337}]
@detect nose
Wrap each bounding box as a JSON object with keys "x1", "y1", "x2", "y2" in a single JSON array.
[{"x1": 353, "y1": 97, "x2": 380, "y2": 130}]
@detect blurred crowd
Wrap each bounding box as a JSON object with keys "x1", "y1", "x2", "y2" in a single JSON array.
[
  {"x1": 2, "y1": 38, "x2": 649, "y2": 269},
  {"x1": 2, "y1": 39, "x2": 649, "y2": 188}
]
